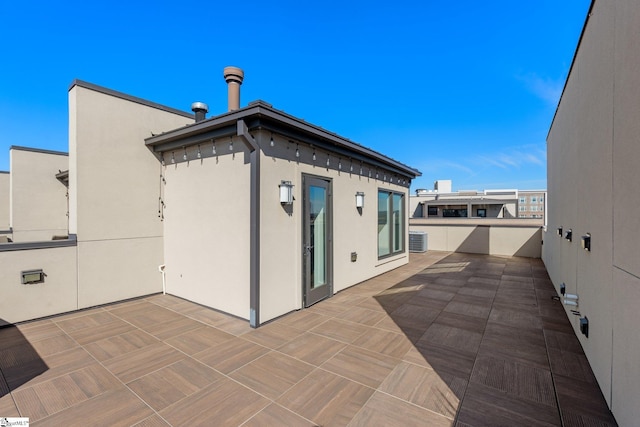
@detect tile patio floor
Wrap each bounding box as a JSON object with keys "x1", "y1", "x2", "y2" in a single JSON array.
[{"x1": 0, "y1": 251, "x2": 618, "y2": 426}]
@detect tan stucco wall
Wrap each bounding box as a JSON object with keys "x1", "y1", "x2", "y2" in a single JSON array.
[
  {"x1": 0, "y1": 172, "x2": 9, "y2": 231},
  {"x1": 161, "y1": 130, "x2": 411, "y2": 323},
  {"x1": 69, "y1": 84, "x2": 192, "y2": 309},
  {"x1": 0, "y1": 246, "x2": 77, "y2": 324},
  {"x1": 259, "y1": 132, "x2": 409, "y2": 322},
  {"x1": 9, "y1": 148, "x2": 68, "y2": 242},
  {"x1": 544, "y1": 1, "x2": 640, "y2": 424},
  {"x1": 410, "y1": 219, "x2": 542, "y2": 258},
  {"x1": 162, "y1": 138, "x2": 251, "y2": 320}
]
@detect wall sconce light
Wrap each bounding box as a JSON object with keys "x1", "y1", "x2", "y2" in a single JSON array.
[
  {"x1": 565, "y1": 229, "x2": 572, "y2": 242},
  {"x1": 581, "y1": 233, "x2": 591, "y2": 251},
  {"x1": 580, "y1": 316, "x2": 589, "y2": 338},
  {"x1": 270, "y1": 135, "x2": 275, "y2": 147},
  {"x1": 557, "y1": 227, "x2": 563, "y2": 237},
  {"x1": 279, "y1": 180, "x2": 294, "y2": 204},
  {"x1": 356, "y1": 192, "x2": 365, "y2": 208}
]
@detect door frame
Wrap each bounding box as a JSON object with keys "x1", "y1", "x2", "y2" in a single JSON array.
[{"x1": 302, "y1": 173, "x2": 333, "y2": 307}]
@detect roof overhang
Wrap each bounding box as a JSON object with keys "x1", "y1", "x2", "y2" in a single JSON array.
[{"x1": 145, "y1": 101, "x2": 421, "y2": 179}]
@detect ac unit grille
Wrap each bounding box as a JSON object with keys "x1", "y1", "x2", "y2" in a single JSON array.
[{"x1": 409, "y1": 231, "x2": 428, "y2": 253}]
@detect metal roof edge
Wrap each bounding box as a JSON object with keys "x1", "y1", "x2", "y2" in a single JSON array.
[
  {"x1": 547, "y1": 0, "x2": 597, "y2": 141},
  {"x1": 69, "y1": 79, "x2": 195, "y2": 120},
  {"x1": 10, "y1": 145, "x2": 69, "y2": 156},
  {"x1": 146, "y1": 101, "x2": 421, "y2": 178}
]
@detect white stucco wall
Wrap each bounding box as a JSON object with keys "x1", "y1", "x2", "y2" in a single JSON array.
[
  {"x1": 69, "y1": 83, "x2": 193, "y2": 309},
  {"x1": 162, "y1": 138, "x2": 251, "y2": 320},
  {"x1": 0, "y1": 246, "x2": 78, "y2": 324},
  {"x1": 0, "y1": 172, "x2": 9, "y2": 231},
  {"x1": 410, "y1": 219, "x2": 542, "y2": 258},
  {"x1": 9, "y1": 148, "x2": 68, "y2": 242},
  {"x1": 544, "y1": 1, "x2": 640, "y2": 424},
  {"x1": 258, "y1": 131, "x2": 409, "y2": 323},
  {"x1": 161, "y1": 129, "x2": 411, "y2": 324}
]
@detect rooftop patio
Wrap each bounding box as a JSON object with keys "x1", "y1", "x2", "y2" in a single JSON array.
[{"x1": 0, "y1": 251, "x2": 617, "y2": 426}]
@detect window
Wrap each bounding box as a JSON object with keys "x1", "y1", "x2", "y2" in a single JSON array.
[
  {"x1": 531, "y1": 196, "x2": 537, "y2": 203},
  {"x1": 378, "y1": 190, "x2": 405, "y2": 258},
  {"x1": 443, "y1": 208, "x2": 467, "y2": 217},
  {"x1": 531, "y1": 206, "x2": 538, "y2": 212},
  {"x1": 519, "y1": 197, "x2": 526, "y2": 203},
  {"x1": 539, "y1": 197, "x2": 544, "y2": 203},
  {"x1": 477, "y1": 209, "x2": 486, "y2": 218},
  {"x1": 519, "y1": 206, "x2": 526, "y2": 212},
  {"x1": 427, "y1": 206, "x2": 438, "y2": 216}
]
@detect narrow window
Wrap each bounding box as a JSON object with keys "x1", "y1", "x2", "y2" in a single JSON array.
[{"x1": 378, "y1": 190, "x2": 405, "y2": 258}]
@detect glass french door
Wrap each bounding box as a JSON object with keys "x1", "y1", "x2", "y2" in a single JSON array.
[{"x1": 303, "y1": 175, "x2": 332, "y2": 307}]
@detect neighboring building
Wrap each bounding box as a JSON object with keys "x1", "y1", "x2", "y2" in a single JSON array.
[
  {"x1": 0, "y1": 170, "x2": 9, "y2": 232},
  {"x1": 544, "y1": 1, "x2": 639, "y2": 425},
  {"x1": 517, "y1": 189, "x2": 546, "y2": 220},
  {"x1": 8, "y1": 146, "x2": 69, "y2": 242},
  {"x1": 410, "y1": 182, "x2": 518, "y2": 219},
  {"x1": 0, "y1": 68, "x2": 420, "y2": 328}
]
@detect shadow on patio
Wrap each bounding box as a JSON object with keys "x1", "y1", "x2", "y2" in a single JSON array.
[
  {"x1": 0, "y1": 251, "x2": 618, "y2": 426},
  {"x1": 373, "y1": 252, "x2": 617, "y2": 426}
]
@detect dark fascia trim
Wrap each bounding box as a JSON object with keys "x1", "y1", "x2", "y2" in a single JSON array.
[
  {"x1": 69, "y1": 79, "x2": 195, "y2": 120},
  {"x1": 10, "y1": 145, "x2": 68, "y2": 157},
  {"x1": 0, "y1": 171, "x2": 8, "y2": 174},
  {"x1": 145, "y1": 101, "x2": 421, "y2": 179},
  {"x1": 0, "y1": 234, "x2": 77, "y2": 252},
  {"x1": 547, "y1": 0, "x2": 596, "y2": 140}
]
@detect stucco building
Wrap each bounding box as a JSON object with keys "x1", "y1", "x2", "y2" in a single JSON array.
[
  {"x1": 0, "y1": 67, "x2": 419, "y2": 328},
  {"x1": 544, "y1": 1, "x2": 640, "y2": 425},
  {"x1": 410, "y1": 182, "x2": 518, "y2": 219}
]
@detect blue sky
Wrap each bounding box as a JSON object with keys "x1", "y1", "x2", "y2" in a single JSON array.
[{"x1": 0, "y1": 0, "x2": 590, "y2": 191}]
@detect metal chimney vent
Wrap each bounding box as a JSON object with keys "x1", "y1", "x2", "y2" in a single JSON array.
[{"x1": 191, "y1": 102, "x2": 209, "y2": 122}]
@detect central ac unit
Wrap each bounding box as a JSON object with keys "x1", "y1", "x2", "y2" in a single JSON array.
[{"x1": 409, "y1": 231, "x2": 428, "y2": 253}]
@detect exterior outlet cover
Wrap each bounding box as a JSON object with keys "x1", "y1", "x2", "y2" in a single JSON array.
[{"x1": 351, "y1": 252, "x2": 357, "y2": 262}]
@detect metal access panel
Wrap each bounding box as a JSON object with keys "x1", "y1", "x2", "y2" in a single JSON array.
[{"x1": 409, "y1": 231, "x2": 428, "y2": 252}]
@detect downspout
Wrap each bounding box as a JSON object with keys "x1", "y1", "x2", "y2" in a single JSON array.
[{"x1": 237, "y1": 119, "x2": 261, "y2": 328}]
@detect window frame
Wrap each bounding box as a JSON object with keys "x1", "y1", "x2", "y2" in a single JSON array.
[{"x1": 378, "y1": 189, "x2": 406, "y2": 259}]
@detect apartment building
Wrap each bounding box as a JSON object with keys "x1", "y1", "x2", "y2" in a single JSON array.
[
  {"x1": 544, "y1": 0, "x2": 640, "y2": 425},
  {"x1": 410, "y1": 182, "x2": 518, "y2": 219},
  {"x1": 517, "y1": 189, "x2": 546, "y2": 220}
]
